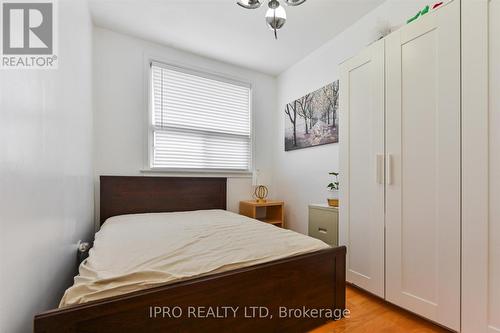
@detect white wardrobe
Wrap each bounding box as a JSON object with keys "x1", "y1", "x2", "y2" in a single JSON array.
[{"x1": 340, "y1": 0, "x2": 463, "y2": 331}]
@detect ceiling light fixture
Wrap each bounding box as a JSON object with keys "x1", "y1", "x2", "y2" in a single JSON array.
[{"x1": 237, "y1": 0, "x2": 307, "y2": 39}]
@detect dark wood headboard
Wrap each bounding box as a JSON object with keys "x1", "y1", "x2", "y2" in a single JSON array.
[{"x1": 100, "y1": 176, "x2": 227, "y2": 225}]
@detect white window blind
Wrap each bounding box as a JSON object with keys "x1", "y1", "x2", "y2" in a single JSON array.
[{"x1": 150, "y1": 62, "x2": 252, "y2": 171}]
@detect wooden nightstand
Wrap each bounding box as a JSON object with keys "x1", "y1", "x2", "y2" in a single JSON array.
[{"x1": 239, "y1": 200, "x2": 284, "y2": 228}]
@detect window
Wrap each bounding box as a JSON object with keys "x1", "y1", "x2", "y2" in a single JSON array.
[{"x1": 149, "y1": 62, "x2": 252, "y2": 171}]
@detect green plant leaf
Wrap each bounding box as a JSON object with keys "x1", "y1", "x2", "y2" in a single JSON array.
[{"x1": 328, "y1": 172, "x2": 340, "y2": 190}]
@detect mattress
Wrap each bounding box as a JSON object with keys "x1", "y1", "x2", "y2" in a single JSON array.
[{"x1": 60, "y1": 209, "x2": 329, "y2": 307}]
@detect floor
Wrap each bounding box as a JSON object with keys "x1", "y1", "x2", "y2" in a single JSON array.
[{"x1": 310, "y1": 285, "x2": 451, "y2": 333}]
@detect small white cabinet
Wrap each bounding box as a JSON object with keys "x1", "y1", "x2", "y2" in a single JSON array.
[{"x1": 308, "y1": 204, "x2": 338, "y2": 247}]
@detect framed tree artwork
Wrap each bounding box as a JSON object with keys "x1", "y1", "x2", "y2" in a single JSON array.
[{"x1": 284, "y1": 81, "x2": 339, "y2": 151}]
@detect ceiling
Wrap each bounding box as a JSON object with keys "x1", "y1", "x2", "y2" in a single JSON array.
[{"x1": 89, "y1": 0, "x2": 385, "y2": 76}]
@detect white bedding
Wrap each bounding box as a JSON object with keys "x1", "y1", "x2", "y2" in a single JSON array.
[{"x1": 59, "y1": 210, "x2": 329, "y2": 307}]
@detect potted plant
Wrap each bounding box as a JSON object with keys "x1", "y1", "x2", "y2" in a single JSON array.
[{"x1": 327, "y1": 172, "x2": 339, "y2": 207}]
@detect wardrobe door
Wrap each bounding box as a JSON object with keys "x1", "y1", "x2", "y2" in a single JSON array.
[
  {"x1": 339, "y1": 40, "x2": 385, "y2": 298},
  {"x1": 385, "y1": 0, "x2": 460, "y2": 330},
  {"x1": 462, "y1": 1, "x2": 500, "y2": 331},
  {"x1": 488, "y1": 1, "x2": 500, "y2": 330}
]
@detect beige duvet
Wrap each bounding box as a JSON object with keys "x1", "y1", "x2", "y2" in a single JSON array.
[{"x1": 60, "y1": 210, "x2": 329, "y2": 307}]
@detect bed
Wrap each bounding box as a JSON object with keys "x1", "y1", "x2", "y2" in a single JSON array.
[{"x1": 34, "y1": 176, "x2": 346, "y2": 333}]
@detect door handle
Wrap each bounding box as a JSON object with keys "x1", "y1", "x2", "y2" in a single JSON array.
[
  {"x1": 387, "y1": 154, "x2": 393, "y2": 185},
  {"x1": 318, "y1": 227, "x2": 328, "y2": 234},
  {"x1": 376, "y1": 154, "x2": 384, "y2": 184}
]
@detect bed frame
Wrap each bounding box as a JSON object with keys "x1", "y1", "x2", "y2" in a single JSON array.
[{"x1": 34, "y1": 176, "x2": 346, "y2": 333}]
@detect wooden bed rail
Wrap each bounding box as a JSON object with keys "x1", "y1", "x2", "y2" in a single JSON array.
[{"x1": 34, "y1": 246, "x2": 346, "y2": 333}]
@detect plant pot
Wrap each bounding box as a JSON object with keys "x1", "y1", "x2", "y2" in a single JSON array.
[
  {"x1": 327, "y1": 190, "x2": 339, "y2": 207},
  {"x1": 327, "y1": 198, "x2": 339, "y2": 207}
]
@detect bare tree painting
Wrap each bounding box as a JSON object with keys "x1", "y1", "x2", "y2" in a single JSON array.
[
  {"x1": 284, "y1": 81, "x2": 339, "y2": 151},
  {"x1": 285, "y1": 101, "x2": 298, "y2": 147},
  {"x1": 297, "y1": 93, "x2": 313, "y2": 135}
]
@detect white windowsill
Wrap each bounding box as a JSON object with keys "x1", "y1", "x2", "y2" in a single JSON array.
[{"x1": 140, "y1": 168, "x2": 253, "y2": 178}]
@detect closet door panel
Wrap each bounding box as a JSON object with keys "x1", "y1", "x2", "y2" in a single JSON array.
[
  {"x1": 385, "y1": 0, "x2": 460, "y2": 330},
  {"x1": 489, "y1": 1, "x2": 500, "y2": 331},
  {"x1": 462, "y1": 1, "x2": 500, "y2": 331},
  {"x1": 339, "y1": 40, "x2": 385, "y2": 298}
]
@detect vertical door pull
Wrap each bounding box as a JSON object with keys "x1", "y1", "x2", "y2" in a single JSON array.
[
  {"x1": 387, "y1": 154, "x2": 393, "y2": 185},
  {"x1": 376, "y1": 154, "x2": 384, "y2": 184}
]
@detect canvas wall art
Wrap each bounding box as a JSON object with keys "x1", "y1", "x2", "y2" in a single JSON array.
[{"x1": 284, "y1": 81, "x2": 339, "y2": 151}]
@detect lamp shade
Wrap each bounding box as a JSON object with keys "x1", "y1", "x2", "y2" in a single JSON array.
[
  {"x1": 237, "y1": 0, "x2": 262, "y2": 9},
  {"x1": 265, "y1": 5, "x2": 287, "y2": 30},
  {"x1": 283, "y1": 0, "x2": 306, "y2": 6},
  {"x1": 252, "y1": 169, "x2": 260, "y2": 186}
]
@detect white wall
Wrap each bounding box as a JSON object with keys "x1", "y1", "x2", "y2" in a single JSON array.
[
  {"x1": 274, "y1": 0, "x2": 429, "y2": 234},
  {"x1": 0, "y1": 1, "x2": 94, "y2": 332},
  {"x1": 93, "y1": 27, "x2": 277, "y2": 227}
]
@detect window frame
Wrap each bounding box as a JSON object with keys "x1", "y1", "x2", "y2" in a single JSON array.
[{"x1": 144, "y1": 59, "x2": 254, "y2": 175}]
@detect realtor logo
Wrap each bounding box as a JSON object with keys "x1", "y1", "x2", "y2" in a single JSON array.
[{"x1": 1, "y1": 0, "x2": 58, "y2": 69}]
